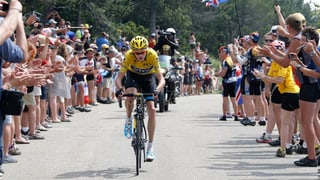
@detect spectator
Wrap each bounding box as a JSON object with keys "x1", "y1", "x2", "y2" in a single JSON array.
[
  {"x1": 75, "y1": 24, "x2": 85, "y2": 39},
  {"x1": 154, "y1": 28, "x2": 179, "y2": 57},
  {"x1": 189, "y1": 32, "x2": 196, "y2": 58},
  {"x1": 0, "y1": 0, "x2": 28, "y2": 174},
  {"x1": 96, "y1": 32, "x2": 109, "y2": 52},
  {"x1": 217, "y1": 46, "x2": 238, "y2": 121},
  {"x1": 148, "y1": 33, "x2": 157, "y2": 49}
]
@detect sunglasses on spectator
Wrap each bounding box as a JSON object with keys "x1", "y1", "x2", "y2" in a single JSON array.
[
  {"x1": 265, "y1": 39, "x2": 274, "y2": 43},
  {"x1": 134, "y1": 51, "x2": 146, "y2": 56}
]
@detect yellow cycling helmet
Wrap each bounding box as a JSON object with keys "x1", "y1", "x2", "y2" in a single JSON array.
[{"x1": 130, "y1": 36, "x2": 148, "y2": 50}]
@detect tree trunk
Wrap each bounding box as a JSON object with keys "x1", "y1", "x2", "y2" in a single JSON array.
[{"x1": 149, "y1": 0, "x2": 158, "y2": 35}]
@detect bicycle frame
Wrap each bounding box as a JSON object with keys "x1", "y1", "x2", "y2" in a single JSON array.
[{"x1": 118, "y1": 93, "x2": 153, "y2": 175}]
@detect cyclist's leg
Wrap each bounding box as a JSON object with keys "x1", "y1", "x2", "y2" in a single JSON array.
[
  {"x1": 123, "y1": 73, "x2": 138, "y2": 138},
  {"x1": 140, "y1": 75, "x2": 157, "y2": 161},
  {"x1": 146, "y1": 100, "x2": 156, "y2": 143},
  {"x1": 124, "y1": 72, "x2": 138, "y2": 119}
]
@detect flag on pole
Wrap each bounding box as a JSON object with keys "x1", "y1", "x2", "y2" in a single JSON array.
[{"x1": 202, "y1": 0, "x2": 229, "y2": 7}]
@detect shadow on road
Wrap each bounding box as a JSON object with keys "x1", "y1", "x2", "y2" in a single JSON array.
[
  {"x1": 203, "y1": 136, "x2": 318, "y2": 179},
  {"x1": 55, "y1": 167, "x2": 143, "y2": 179}
]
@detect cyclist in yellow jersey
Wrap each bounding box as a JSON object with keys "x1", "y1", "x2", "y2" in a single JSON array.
[
  {"x1": 115, "y1": 36, "x2": 165, "y2": 162},
  {"x1": 253, "y1": 60, "x2": 299, "y2": 158}
]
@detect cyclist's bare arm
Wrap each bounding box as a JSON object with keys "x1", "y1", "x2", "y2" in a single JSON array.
[
  {"x1": 154, "y1": 72, "x2": 165, "y2": 91},
  {"x1": 116, "y1": 71, "x2": 125, "y2": 90}
]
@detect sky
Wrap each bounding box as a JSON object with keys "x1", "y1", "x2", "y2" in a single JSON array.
[{"x1": 304, "y1": 0, "x2": 319, "y2": 9}]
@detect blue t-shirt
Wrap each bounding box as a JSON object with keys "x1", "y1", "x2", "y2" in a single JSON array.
[{"x1": 96, "y1": 37, "x2": 109, "y2": 52}]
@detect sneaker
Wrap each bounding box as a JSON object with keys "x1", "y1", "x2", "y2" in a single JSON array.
[
  {"x1": 240, "y1": 118, "x2": 256, "y2": 126},
  {"x1": 83, "y1": 107, "x2": 91, "y2": 112},
  {"x1": 317, "y1": 155, "x2": 320, "y2": 166},
  {"x1": 256, "y1": 133, "x2": 272, "y2": 143},
  {"x1": 89, "y1": 102, "x2": 99, "y2": 106},
  {"x1": 66, "y1": 106, "x2": 75, "y2": 114},
  {"x1": 3, "y1": 155, "x2": 17, "y2": 163},
  {"x1": 292, "y1": 134, "x2": 300, "y2": 144},
  {"x1": 234, "y1": 116, "x2": 239, "y2": 121},
  {"x1": 29, "y1": 133, "x2": 45, "y2": 140},
  {"x1": 41, "y1": 121, "x2": 52, "y2": 128},
  {"x1": 78, "y1": 107, "x2": 90, "y2": 112},
  {"x1": 268, "y1": 139, "x2": 280, "y2": 147},
  {"x1": 146, "y1": 150, "x2": 155, "y2": 162},
  {"x1": 8, "y1": 146, "x2": 21, "y2": 156},
  {"x1": 124, "y1": 119, "x2": 133, "y2": 138},
  {"x1": 315, "y1": 146, "x2": 320, "y2": 156},
  {"x1": 286, "y1": 146, "x2": 294, "y2": 155},
  {"x1": 276, "y1": 148, "x2": 286, "y2": 157},
  {"x1": 294, "y1": 144, "x2": 308, "y2": 154},
  {"x1": 219, "y1": 115, "x2": 227, "y2": 121},
  {"x1": 21, "y1": 129, "x2": 29, "y2": 136},
  {"x1": 258, "y1": 120, "x2": 266, "y2": 126},
  {"x1": 36, "y1": 125, "x2": 48, "y2": 131},
  {"x1": 226, "y1": 113, "x2": 233, "y2": 118},
  {"x1": 294, "y1": 156, "x2": 318, "y2": 167},
  {"x1": 21, "y1": 134, "x2": 29, "y2": 141}
]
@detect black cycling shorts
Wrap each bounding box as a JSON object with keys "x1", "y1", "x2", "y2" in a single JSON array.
[
  {"x1": 86, "y1": 74, "x2": 95, "y2": 81},
  {"x1": 299, "y1": 83, "x2": 320, "y2": 103},
  {"x1": 281, "y1": 93, "x2": 299, "y2": 111},
  {"x1": 222, "y1": 82, "x2": 236, "y2": 97},
  {"x1": 125, "y1": 71, "x2": 156, "y2": 101},
  {"x1": 271, "y1": 86, "x2": 282, "y2": 104}
]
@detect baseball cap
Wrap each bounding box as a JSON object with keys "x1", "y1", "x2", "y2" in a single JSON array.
[
  {"x1": 89, "y1": 43, "x2": 98, "y2": 49},
  {"x1": 85, "y1": 48, "x2": 94, "y2": 52},
  {"x1": 285, "y1": 13, "x2": 306, "y2": 31},
  {"x1": 109, "y1": 45, "x2": 118, "y2": 54},
  {"x1": 48, "y1": 19, "x2": 57, "y2": 24},
  {"x1": 101, "y1": 44, "x2": 109, "y2": 49}
]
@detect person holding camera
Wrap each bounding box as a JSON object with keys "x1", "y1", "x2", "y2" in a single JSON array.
[
  {"x1": 154, "y1": 28, "x2": 179, "y2": 104},
  {"x1": 154, "y1": 28, "x2": 179, "y2": 56},
  {"x1": 115, "y1": 36, "x2": 165, "y2": 162},
  {"x1": 0, "y1": 0, "x2": 28, "y2": 174}
]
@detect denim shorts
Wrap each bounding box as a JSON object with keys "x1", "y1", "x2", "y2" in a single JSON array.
[{"x1": 3, "y1": 115, "x2": 12, "y2": 125}]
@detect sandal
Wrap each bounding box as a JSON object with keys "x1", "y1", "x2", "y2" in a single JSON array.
[
  {"x1": 61, "y1": 118, "x2": 72, "y2": 122},
  {"x1": 15, "y1": 138, "x2": 30, "y2": 144},
  {"x1": 52, "y1": 119, "x2": 61, "y2": 123}
]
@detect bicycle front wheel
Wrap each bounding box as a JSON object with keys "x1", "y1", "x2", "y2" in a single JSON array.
[{"x1": 135, "y1": 119, "x2": 142, "y2": 175}]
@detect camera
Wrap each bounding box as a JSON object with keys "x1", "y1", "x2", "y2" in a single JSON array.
[
  {"x1": 158, "y1": 30, "x2": 171, "y2": 37},
  {"x1": 271, "y1": 25, "x2": 278, "y2": 34},
  {"x1": 0, "y1": 3, "x2": 9, "y2": 12},
  {"x1": 287, "y1": 53, "x2": 295, "y2": 59}
]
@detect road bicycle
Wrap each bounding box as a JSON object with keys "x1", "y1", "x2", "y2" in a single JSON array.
[{"x1": 119, "y1": 92, "x2": 153, "y2": 175}]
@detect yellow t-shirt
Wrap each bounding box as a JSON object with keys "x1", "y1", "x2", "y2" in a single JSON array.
[
  {"x1": 120, "y1": 48, "x2": 161, "y2": 75},
  {"x1": 268, "y1": 61, "x2": 299, "y2": 94}
]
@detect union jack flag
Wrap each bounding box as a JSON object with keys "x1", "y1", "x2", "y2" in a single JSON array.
[{"x1": 202, "y1": 0, "x2": 229, "y2": 7}]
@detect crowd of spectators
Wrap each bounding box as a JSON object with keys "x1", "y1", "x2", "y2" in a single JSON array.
[
  {"x1": 5, "y1": 2, "x2": 320, "y2": 178},
  {"x1": 216, "y1": 4, "x2": 320, "y2": 167},
  {"x1": 0, "y1": 3, "x2": 135, "y2": 176}
]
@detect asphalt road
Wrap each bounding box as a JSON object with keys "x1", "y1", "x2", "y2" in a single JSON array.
[{"x1": 3, "y1": 94, "x2": 320, "y2": 180}]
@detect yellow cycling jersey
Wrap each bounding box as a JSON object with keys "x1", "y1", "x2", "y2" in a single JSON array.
[
  {"x1": 120, "y1": 48, "x2": 161, "y2": 75},
  {"x1": 268, "y1": 61, "x2": 300, "y2": 94}
]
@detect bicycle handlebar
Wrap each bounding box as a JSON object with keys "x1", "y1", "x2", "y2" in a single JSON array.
[{"x1": 118, "y1": 93, "x2": 156, "y2": 108}]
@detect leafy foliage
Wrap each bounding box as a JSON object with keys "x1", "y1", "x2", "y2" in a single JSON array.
[{"x1": 20, "y1": 0, "x2": 320, "y2": 60}]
